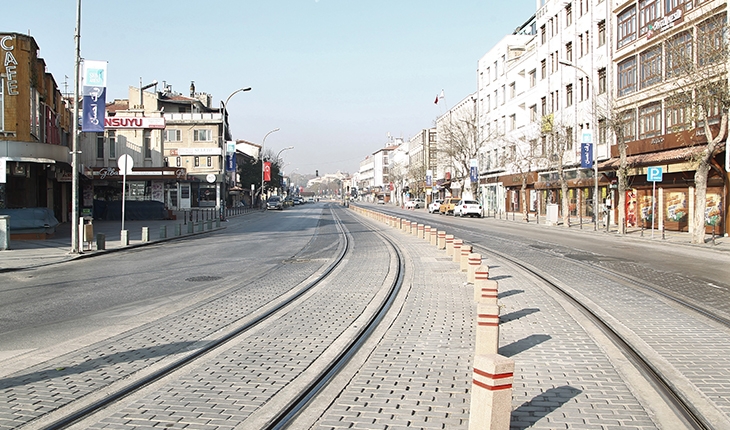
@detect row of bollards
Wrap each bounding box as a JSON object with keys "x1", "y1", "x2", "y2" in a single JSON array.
[
  {"x1": 90, "y1": 218, "x2": 222, "y2": 251},
  {"x1": 349, "y1": 206, "x2": 514, "y2": 430}
]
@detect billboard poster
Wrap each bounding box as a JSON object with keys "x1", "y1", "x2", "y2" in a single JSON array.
[
  {"x1": 580, "y1": 143, "x2": 593, "y2": 169},
  {"x1": 469, "y1": 159, "x2": 478, "y2": 183},
  {"x1": 81, "y1": 60, "x2": 107, "y2": 132}
]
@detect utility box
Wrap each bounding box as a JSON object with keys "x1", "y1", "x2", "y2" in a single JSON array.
[
  {"x1": 546, "y1": 204, "x2": 559, "y2": 225},
  {"x1": 0, "y1": 215, "x2": 10, "y2": 250}
]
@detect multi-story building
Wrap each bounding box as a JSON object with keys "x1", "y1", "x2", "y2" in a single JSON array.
[
  {"x1": 406, "y1": 127, "x2": 437, "y2": 203},
  {"x1": 0, "y1": 33, "x2": 74, "y2": 223},
  {"x1": 610, "y1": 0, "x2": 728, "y2": 236}
]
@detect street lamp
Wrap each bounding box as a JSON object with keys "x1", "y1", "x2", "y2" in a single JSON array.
[
  {"x1": 259, "y1": 128, "x2": 280, "y2": 205},
  {"x1": 559, "y1": 60, "x2": 599, "y2": 231},
  {"x1": 220, "y1": 87, "x2": 251, "y2": 219}
]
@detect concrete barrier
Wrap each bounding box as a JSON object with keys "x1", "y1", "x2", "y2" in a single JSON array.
[
  {"x1": 445, "y1": 234, "x2": 455, "y2": 256},
  {"x1": 437, "y1": 231, "x2": 446, "y2": 249},
  {"x1": 424, "y1": 226, "x2": 432, "y2": 242},
  {"x1": 142, "y1": 226, "x2": 150, "y2": 242},
  {"x1": 159, "y1": 225, "x2": 167, "y2": 239},
  {"x1": 469, "y1": 354, "x2": 514, "y2": 430},
  {"x1": 411, "y1": 221, "x2": 419, "y2": 236},
  {"x1": 452, "y1": 239, "x2": 463, "y2": 262},
  {"x1": 476, "y1": 303, "x2": 500, "y2": 355},
  {"x1": 121, "y1": 229, "x2": 129, "y2": 246},
  {"x1": 0, "y1": 215, "x2": 9, "y2": 250},
  {"x1": 460, "y1": 244, "x2": 473, "y2": 271},
  {"x1": 468, "y1": 253, "x2": 482, "y2": 284},
  {"x1": 417, "y1": 223, "x2": 424, "y2": 239}
]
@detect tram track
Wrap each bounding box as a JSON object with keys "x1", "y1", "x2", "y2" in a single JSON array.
[
  {"x1": 360, "y1": 205, "x2": 729, "y2": 429},
  {"x1": 23, "y1": 205, "x2": 406, "y2": 430}
]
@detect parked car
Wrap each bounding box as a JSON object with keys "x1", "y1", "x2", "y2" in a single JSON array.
[
  {"x1": 404, "y1": 199, "x2": 425, "y2": 209},
  {"x1": 266, "y1": 196, "x2": 284, "y2": 210},
  {"x1": 438, "y1": 198, "x2": 461, "y2": 215},
  {"x1": 454, "y1": 199, "x2": 483, "y2": 217},
  {"x1": 428, "y1": 199, "x2": 443, "y2": 214},
  {"x1": 377, "y1": 198, "x2": 385, "y2": 204}
]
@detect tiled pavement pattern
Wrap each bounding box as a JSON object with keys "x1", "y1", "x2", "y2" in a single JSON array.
[
  {"x1": 472, "y1": 233, "x2": 730, "y2": 425},
  {"x1": 0, "y1": 214, "x2": 344, "y2": 429},
  {"x1": 309, "y1": 212, "x2": 659, "y2": 429},
  {"x1": 82, "y1": 212, "x2": 398, "y2": 428}
]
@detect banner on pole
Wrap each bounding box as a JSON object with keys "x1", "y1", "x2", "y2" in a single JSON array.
[
  {"x1": 264, "y1": 162, "x2": 271, "y2": 182},
  {"x1": 81, "y1": 60, "x2": 108, "y2": 132},
  {"x1": 580, "y1": 143, "x2": 593, "y2": 169}
]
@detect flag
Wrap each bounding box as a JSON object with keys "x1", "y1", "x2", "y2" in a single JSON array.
[
  {"x1": 434, "y1": 94, "x2": 439, "y2": 104},
  {"x1": 264, "y1": 162, "x2": 271, "y2": 182}
]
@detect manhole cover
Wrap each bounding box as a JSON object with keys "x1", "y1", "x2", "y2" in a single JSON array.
[{"x1": 185, "y1": 276, "x2": 222, "y2": 282}]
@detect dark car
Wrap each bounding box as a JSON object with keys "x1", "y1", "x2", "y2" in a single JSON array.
[{"x1": 266, "y1": 196, "x2": 284, "y2": 210}]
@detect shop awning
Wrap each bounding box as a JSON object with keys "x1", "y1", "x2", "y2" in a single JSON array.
[{"x1": 599, "y1": 146, "x2": 705, "y2": 169}]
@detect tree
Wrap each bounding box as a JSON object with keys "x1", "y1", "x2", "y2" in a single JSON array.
[
  {"x1": 664, "y1": 13, "x2": 729, "y2": 243},
  {"x1": 501, "y1": 129, "x2": 544, "y2": 222},
  {"x1": 438, "y1": 101, "x2": 499, "y2": 198}
]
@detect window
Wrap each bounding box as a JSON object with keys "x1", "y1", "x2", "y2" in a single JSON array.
[
  {"x1": 698, "y1": 83, "x2": 725, "y2": 128},
  {"x1": 143, "y1": 130, "x2": 152, "y2": 158},
  {"x1": 493, "y1": 90, "x2": 498, "y2": 109},
  {"x1": 194, "y1": 156, "x2": 200, "y2": 167},
  {"x1": 30, "y1": 88, "x2": 40, "y2": 137},
  {"x1": 485, "y1": 95, "x2": 491, "y2": 112},
  {"x1": 193, "y1": 129, "x2": 211, "y2": 141},
  {"x1": 578, "y1": 34, "x2": 584, "y2": 58},
  {"x1": 665, "y1": 0, "x2": 691, "y2": 14},
  {"x1": 639, "y1": 0, "x2": 659, "y2": 36},
  {"x1": 617, "y1": 56, "x2": 637, "y2": 96},
  {"x1": 566, "y1": 42, "x2": 573, "y2": 63},
  {"x1": 598, "y1": 68, "x2": 607, "y2": 94},
  {"x1": 565, "y1": 4, "x2": 573, "y2": 27},
  {"x1": 639, "y1": 102, "x2": 662, "y2": 139},
  {"x1": 541, "y1": 59, "x2": 547, "y2": 79},
  {"x1": 493, "y1": 61, "x2": 498, "y2": 80},
  {"x1": 640, "y1": 46, "x2": 662, "y2": 88},
  {"x1": 541, "y1": 96, "x2": 547, "y2": 115},
  {"x1": 597, "y1": 20, "x2": 606, "y2": 46},
  {"x1": 509, "y1": 82, "x2": 516, "y2": 99},
  {"x1": 566, "y1": 84, "x2": 574, "y2": 107},
  {"x1": 96, "y1": 133, "x2": 104, "y2": 158},
  {"x1": 530, "y1": 104, "x2": 538, "y2": 122},
  {"x1": 698, "y1": 15, "x2": 726, "y2": 66},
  {"x1": 529, "y1": 69, "x2": 537, "y2": 87},
  {"x1": 176, "y1": 156, "x2": 181, "y2": 167},
  {"x1": 206, "y1": 156, "x2": 212, "y2": 167},
  {"x1": 541, "y1": 25, "x2": 546, "y2": 44},
  {"x1": 501, "y1": 85, "x2": 506, "y2": 105},
  {"x1": 108, "y1": 130, "x2": 116, "y2": 158},
  {"x1": 598, "y1": 120, "x2": 607, "y2": 146},
  {"x1": 621, "y1": 109, "x2": 637, "y2": 141},
  {"x1": 665, "y1": 94, "x2": 691, "y2": 132},
  {"x1": 166, "y1": 129, "x2": 181, "y2": 142},
  {"x1": 665, "y1": 31, "x2": 692, "y2": 78},
  {"x1": 509, "y1": 114, "x2": 516, "y2": 131},
  {"x1": 617, "y1": 6, "x2": 637, "y2": 49},
  {"x1": 579, "y1": 78, "x2": 585, "y2": 101}
]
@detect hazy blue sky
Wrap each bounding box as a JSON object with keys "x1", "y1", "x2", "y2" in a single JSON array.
[{"x1": 8, "y1": 0, "x2": 536, "y2": 176}]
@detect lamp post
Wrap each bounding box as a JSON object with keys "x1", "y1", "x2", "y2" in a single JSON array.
[
  {"x1": 274, "y1": 146, "x2": 294, "y2": 196},
  {"x1": 259, "y1": 128, "x2": 280, "y2": 206},
  {"x1": 220, "y1": 87, "x2": 251, "y2": 219},
  {"x1": 559, "y1": 60, "x2": 599, "y2": 231}
]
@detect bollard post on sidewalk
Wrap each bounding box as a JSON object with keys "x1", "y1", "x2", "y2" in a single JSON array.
[
  {"x1": 424, "y1": 226, "x2": 432, "y2": 242},
  {"x1": 469, "y1": 354, "x2": 515, "y2": 430},
  {"x1": 120, "y1": 230, "x2": 129, "y2": 246},
  {"x1": 476, "y1": 303, "x2": 500, "y2": 355},
  {"x1": 460, "y1": 244, "x2": 472, "y2": 272},
  {"x1": 468, "y1": 253, "x2": 482, "y2": 284},
  {"x1": 437, "y1": 231, "x2": 446, "y2": 249},
  {"x1": 159, "y1": 225, "x2": 167, "y2": 239},
  {"x1": 142, "y1": 227, "x2": 150, "y2": 242},
  {"x1": 96, "y1": 233, "x2": 106, "y2": 251},
  {"x1": 445, "y1": 234, "x2": 455, "y2": 256},
  {"x1": 452, "y1": 239, "x2": 463, "y2": 263},
  {"x1": 474, "y1": 266, "x2": 499, "y2": 304}
]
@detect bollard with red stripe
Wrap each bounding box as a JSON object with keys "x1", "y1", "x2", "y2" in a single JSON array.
[
  {"x1": 469, "y1": 354, "x2": 514, "y2": 430},
  {"x1": 445, "y1": 234, "x2": 455, "y2": 256},
  {"x1": 424, "y1": 225, "x2": 432, "y2": 242},
  {"x1": 476, "y1": 303, "x2": 500, "y2": 355},
  {"x1": 460, "y1": 244, "x2": 472, "y2": 272},
  {"x1": 417, "y1": 223, "x2": 425, "y2": 239},
  {"x1": 452, "y1": 239, "x2": 463, "y2": 262},
  {"x1": 474, "y1": 265, "x2": 498, "y2": 304},
  {"x1": 467, "y1": 253, "x2": 482, "y2": 284},
  {"x1": 437, "y1": 231, "x2": 446, "y2": 249}
]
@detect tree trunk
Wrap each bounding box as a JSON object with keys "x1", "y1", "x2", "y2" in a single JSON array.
[
  {"x1": 561, "y1": 181, "x2": 570, "y2": 227},
  {"x1": 521, "y1": 179, "x2": 529, "y2": 222},
  {"x1": 691, "y1": 162, "x2": 710, "y2": 244}
]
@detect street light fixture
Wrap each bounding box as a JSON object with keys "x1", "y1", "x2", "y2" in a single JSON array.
[
  {"x1": 220, "y1": 87, "x2": 251, "y2": 219},
  {"x1": 558, "y1": 60, "x2": 599, "y2": 231},
  {"x1": 274, "y1": 146, "x2": 295, "y2": 196},
  {"x1": 259, "y1": 128, "x2": 280, "y2": 205}
]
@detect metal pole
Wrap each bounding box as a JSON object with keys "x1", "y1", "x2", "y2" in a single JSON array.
[
  {"x1": 260, "y1": 128, "x2": 280, "y2": 205},
  {"x1": 71, "y1": 0, "x2": 81, "y2": 254}
]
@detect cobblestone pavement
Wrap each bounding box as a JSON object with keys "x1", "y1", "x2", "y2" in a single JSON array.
[{"x1": 305, "y1": 210, "x2": 661, "y2": 429}]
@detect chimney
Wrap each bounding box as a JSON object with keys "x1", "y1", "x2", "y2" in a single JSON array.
[{"x1": 190, "y1": 81, "x2": 195, "y2": 97}]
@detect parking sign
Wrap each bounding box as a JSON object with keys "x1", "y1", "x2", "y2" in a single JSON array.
[{"x1": 647, "y1": 166, "x2": 663, "y2": 182}]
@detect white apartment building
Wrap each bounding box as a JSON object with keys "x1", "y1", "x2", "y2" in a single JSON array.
[{"x1": 476, "y1": 0, "x2": 612, "y2": 219}]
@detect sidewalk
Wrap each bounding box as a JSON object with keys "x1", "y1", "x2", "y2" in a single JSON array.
[{"x1": 0, "y1": 208, "x2": 260, "y2": 272}]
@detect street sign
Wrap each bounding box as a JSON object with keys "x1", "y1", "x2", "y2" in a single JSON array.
[
  {"x1": 117, "y1": 154, "x2": 133, "y2": 174},
  {"x1": 647, "y1": 166, "x2": 663, "y2": 182}
]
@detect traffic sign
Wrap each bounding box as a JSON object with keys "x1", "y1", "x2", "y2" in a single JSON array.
[{"x1": 647, "y1": 166, "x2": 663, "y2": 182}]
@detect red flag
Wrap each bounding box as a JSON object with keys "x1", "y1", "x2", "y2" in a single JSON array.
[
  {"x1": 264, "y1": 162, "x2": 271, "y2": 182},
  {"x1": 434, "y1": 95, "x2": 439, "y2": 104}
]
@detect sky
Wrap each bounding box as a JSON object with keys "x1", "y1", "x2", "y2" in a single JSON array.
[{"x1": 7, "y1": 0, "x2": 537, "y2": 176}]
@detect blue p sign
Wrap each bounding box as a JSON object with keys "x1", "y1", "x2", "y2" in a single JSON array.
[{"x1": 647, "y1": 166, "x2": 663, "y2": 182}]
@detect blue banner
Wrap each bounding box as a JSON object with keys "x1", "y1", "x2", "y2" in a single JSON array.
[
  {"x1": 225, "y1": 154, "x2": 236, "y2": 172},
  {"x1": 580, "y1": 143, "x2": 593, "y2": 169},
  {"x1": 82, "y1": 87, "x2": 106, "y2": 132}
]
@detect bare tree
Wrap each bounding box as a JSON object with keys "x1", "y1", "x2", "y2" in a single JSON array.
[
  {"x1": 438, "y1": 106, "x2": 499, "y2": 198},
  {"x1": 663, "y1": 13, "x2": 729, "y2": 243},
  {"x1": 501, "y1": 132, "x2": 543, "y2": 222},
  {"x1": 388, "y1": 161, "x2": 408, "y2": 206}
]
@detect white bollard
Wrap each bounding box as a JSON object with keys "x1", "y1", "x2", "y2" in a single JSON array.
[{"x1": 469, "y1": 354, "x2": 515, "y2": 430}]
